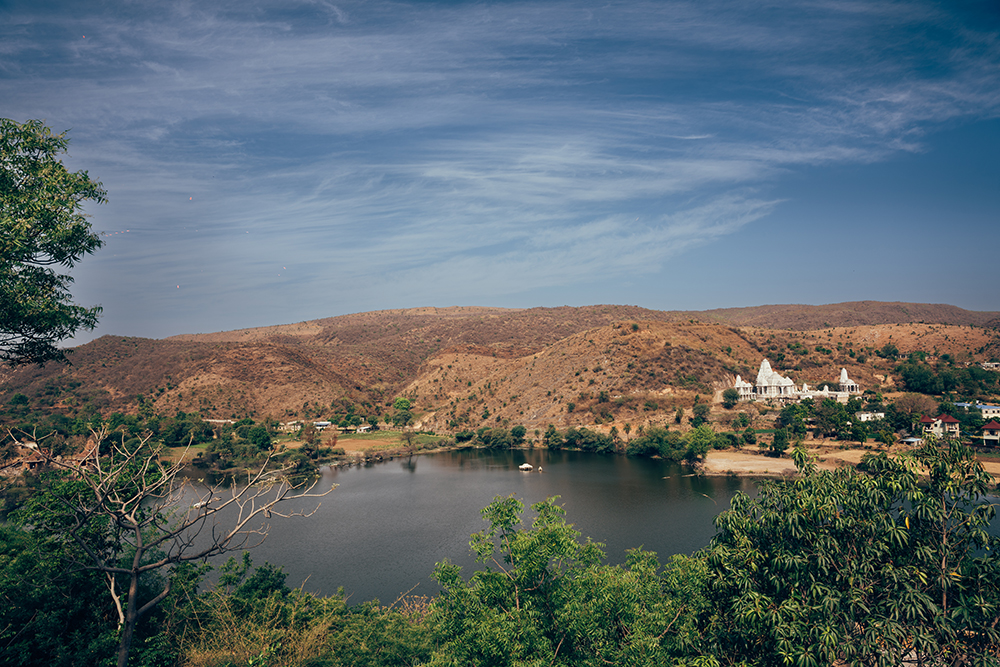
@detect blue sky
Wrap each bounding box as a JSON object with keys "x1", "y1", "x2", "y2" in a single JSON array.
[{"x1": 2, "y1": 0, "x2": 999, "y2": 342}]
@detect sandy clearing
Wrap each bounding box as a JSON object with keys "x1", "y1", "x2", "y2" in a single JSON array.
[
  {"x1": 703, "y1": 446, "x2": 1000, "y2": 479},
  {"x1": 701, "y1": 450, "x2": 799, "y2": 477}
]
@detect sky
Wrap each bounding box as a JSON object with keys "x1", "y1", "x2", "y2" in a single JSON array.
[{"x1": 2, "y1": 0, "x2": 999, "y2": 343}]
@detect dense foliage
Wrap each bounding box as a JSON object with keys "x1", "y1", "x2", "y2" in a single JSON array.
[
  {"x1": 1, "y1": 119, "x2": 106, "y2": 366},
  {"x1": 2, "y1": 436, "x2": 1000, "y2": 666},
  {"x1": 898, "y1": 358, "x2": 1000, "y2": 397},
  {"x1": 625, "y1": 424, "x2": 717, "y2": 462},
  {"x1": 429, "y1": 496, "x2": 706, "y2": 666},
  {"x1": 701, "y1": 441, "x2": 1000, "y2": 666}
]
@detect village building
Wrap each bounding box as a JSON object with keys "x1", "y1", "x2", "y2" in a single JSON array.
[
  {"x1": 1, "y1": 442, "x2": 48, "y2": 477},
  {"x1": 981, "y1": 421, "x2": 1000, "y2": 448},
  {"x1": 733, "y1": 375, "x2": 754, "y2": 401},
  {"x1": 798, "y1": 384, "x2": 852, "y2": 404},
  {"x1": 1, "y1": 437, "x2": 99, "y2": 478},
  {"x1": 919, "y1": 414, "x2": 961, "y2": 438},
  {"x1": 953, "y1": 401, "x2": 1000, "y2": 420}
]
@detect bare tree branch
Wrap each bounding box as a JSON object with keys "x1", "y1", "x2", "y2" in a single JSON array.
[{"x1": 20, "y1": 426, "x2": 335, "y2": 667}]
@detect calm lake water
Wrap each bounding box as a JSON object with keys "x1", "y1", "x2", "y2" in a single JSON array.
[{"x1": 204, "y1": 449, "x2": 757, "y2": 604}]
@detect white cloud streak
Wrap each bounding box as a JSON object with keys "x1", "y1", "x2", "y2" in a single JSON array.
[{"x1": 2, "y1": 0, "x2": 998, "y2": 336}]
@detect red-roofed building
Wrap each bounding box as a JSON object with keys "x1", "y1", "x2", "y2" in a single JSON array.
[
  {"x1": 982, "y1": 421, "x2": 1000, "y2": 448},
  {"x1": 919, "y1": 414, "x2": 960, "y2": 438}
]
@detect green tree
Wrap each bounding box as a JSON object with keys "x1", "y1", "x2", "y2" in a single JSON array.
[
  {"x1": 776, "y1": 401, "x2": 809, "y2": 437},
  {"x1": 722, "y1": 388, "x2": 740, "y2": 409},
  {"x1": 429, "y1": 495, "x2": 705, "y2": 666},
  {"x1": 813, "y1": 398, "x2": 848, "y2": 439},
  {"x1": 626, "y1": 427, "x2": 686, "y2": 460},
  {"x1": 298, "y1": 421, "x2": 320, "y2": 447},
  {"x1": 401, "y1": 428, "x2": 418, "y2": 454},
  {"x1": 0, "y1": 524, "x2": 118, "y2": 665},
  {"x1": 701, "y1": 439, "x2": 1000, "y2": 666},
  {"x1": 391, "y1": 397, "x2": 414, "y2": 428},
  {"x1": 685, "y1": 424, "x2": 716, "y2": 462},
  {"x1": 543, "y1": 424, "x2": 563, "y2": 450},
  {"x1": 691, "y1": 403, "x2": 711, "y2": 427},
  {"x1": 246, "y1": 424, "x2": 271, "y2": 449},
  {"x1": 769, "y1": 427, "x2": 789, "y2": 457},
  {"x1": 1, "y1": 119, "x2": 106, "y2": 366},
  {"x1": 877, "y1": 342, "x2": 899, "y2": 359},
  {"x1": 392, "y1": 409, "x2": 413, "y2": 428},
  {"x1": 849, "y1": 419, "x2": 869, "y2": 444},
  {"x1": 478, "y1": 427, "x2": 512, "y2": 450}
]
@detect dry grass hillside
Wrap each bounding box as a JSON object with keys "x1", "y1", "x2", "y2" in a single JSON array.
[
  {"x1": 1, "y1": 302, "x2": 998, "y2": 430},
  {"x1": 698, "y1": 301, "x2": 1000, "y2": 330}
]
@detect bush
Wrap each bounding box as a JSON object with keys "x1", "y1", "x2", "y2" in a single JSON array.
[
  {"x1": 722, "y1": 388, "x2": 739, "y2": 409},
  {"x1": 626, "y1": 427, "x2": 686, "y2": 461},
  {"x1": 704, "y1": 440, "x2": 1000, "y2": 665},
  {"x1": 562, "y1": 427, "x2": 614, "y2": 454},
  {"x1": 430, "y1": 496, "x2": 702, "y2": 666}
]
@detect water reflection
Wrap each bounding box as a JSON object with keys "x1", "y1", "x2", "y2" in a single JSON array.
[{"x1": 198, "y1": 449, "x2": 757, "y2": 604}]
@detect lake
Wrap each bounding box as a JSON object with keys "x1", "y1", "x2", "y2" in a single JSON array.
[{"x1": 205, "y1": 448, "x2": 757, "y2": 604}]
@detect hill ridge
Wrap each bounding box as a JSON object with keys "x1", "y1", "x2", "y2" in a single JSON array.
[{"x1": 2, "y1": 301, "x2": 998, "y2": 431}]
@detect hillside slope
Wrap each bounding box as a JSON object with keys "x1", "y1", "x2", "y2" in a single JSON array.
[
  {"x1": 698, "y1": 301, "x2": 999, "y2": 330},
  {"x1": 1, "y1": 302, "x2": 997, "y2": 429}
]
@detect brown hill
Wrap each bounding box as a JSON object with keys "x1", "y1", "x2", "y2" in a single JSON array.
[
  {"x1": 697, "y1": 301, "x2": 999, "y2": 330},
  {"x1": 1, "y1": 302, "x2": 998, "y2": 431}
]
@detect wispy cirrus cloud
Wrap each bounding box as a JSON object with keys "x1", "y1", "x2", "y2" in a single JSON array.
[{"x1": 1, "y1": 0, "x2": 998, "y2": 336}]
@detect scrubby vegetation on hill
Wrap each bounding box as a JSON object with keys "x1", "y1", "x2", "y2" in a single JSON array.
[{"x1": 2, "y1": 304, "x2": 1000, "y2": 464}]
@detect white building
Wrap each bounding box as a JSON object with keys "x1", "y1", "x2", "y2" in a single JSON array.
[
  {"x1": 755, "y1": 359, "x2": 798, "y2": 398},
  {"x1": 732, "y1": 360, "x2": 861, "y2": 404},
  {"x1": 839, "y1": 368, "x2": 859, "y2": 394},
  {"x1": 954, "y1": 402, "x2": 1000, "y2": 420},
  {"x1": 733, "y1": 375, "x2": 754, "y2": 401}
]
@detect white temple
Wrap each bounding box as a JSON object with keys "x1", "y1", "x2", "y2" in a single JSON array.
[
  {"x1": 733, "y1": 360, "x2": 861, "y2": 404},
  {"x1": 755, "y1": 359, "x2": 797, "y2": 398},
  {"x1": 838, "y1": 368, "x2": 859, "y2": 394}
]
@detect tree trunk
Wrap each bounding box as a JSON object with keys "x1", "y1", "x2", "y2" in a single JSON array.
[{"x1": 116, "y1": 572, "x2": 140, "y2": 667}]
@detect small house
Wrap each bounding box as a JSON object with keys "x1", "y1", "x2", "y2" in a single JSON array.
[
  {"x1": 982, "y1": 421, "x2": 1000, "y2": 448},
  {"x1": 919, "y1": 414, "x2": 960, "y2": 438}
]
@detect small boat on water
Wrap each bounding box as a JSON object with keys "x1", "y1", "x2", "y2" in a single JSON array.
[{"x1": 518, "y1": 463, "x2": 533, "y2": 471}]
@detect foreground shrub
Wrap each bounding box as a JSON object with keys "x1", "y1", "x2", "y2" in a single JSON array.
[
  {"x1": 177, "y1": 556, "x2": 433, "y2": 667},
  {"x1": 700, "y1": 439, "x2": 1000, "y2": 666},
  {"x1": 428, "y1": 495, "x2": 706, "y2": 666}
]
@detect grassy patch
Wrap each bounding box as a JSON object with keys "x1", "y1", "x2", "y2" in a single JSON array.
[{"x1": 159, "y1": 444, "x2": 209, "y2": 464}]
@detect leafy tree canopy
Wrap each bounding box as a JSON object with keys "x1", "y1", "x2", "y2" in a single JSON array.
[
  {"x1": 1, "y1": 119, "x2": 106, "y2": 366},
  {"x1": 701, "y1": 439, "x2": 1000, "y2": 666},
  {"x1": 722, "y1": 388, "x2": 740, "y2": 409},
  {"x1": 430, "y1": 495, "x2": 705, "y2": 666}
]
